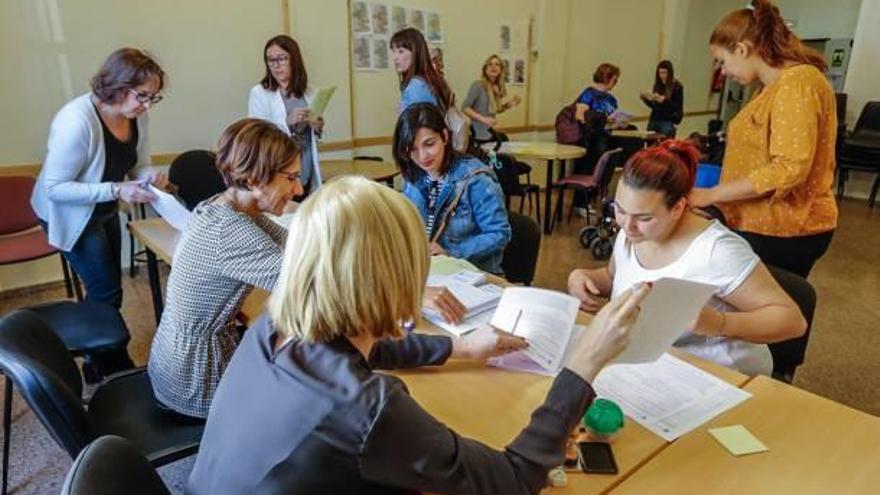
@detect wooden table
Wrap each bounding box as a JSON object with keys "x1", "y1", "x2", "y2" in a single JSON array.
[
  {"x1": 320, "y1": 158, "x2": 398, "y2": 185},
  {"x1": 609, "y1": 375, "x2": 880, "y2": 494},
  {"x1": 490, "y1": 142, "x2": 586, "y2": 234}
]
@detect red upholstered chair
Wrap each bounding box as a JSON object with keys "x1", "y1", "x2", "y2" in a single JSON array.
[
  {"x1": 0, "y1": 176, "x2": 80, "y2": 299},
  {"x1": 549, "y1": 148, "x2": 623, "y2": 231}
]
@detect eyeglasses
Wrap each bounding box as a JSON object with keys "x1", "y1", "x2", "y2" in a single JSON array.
[
  {"x1": 128, "y1": 89, "x2": 163, "y2": 105},
  {"x1": 266, "y1": 55, "x2": 290, "y2": 67},
  {"x1": 278, "y1": 170, "x2": 302, "y2": 183}
]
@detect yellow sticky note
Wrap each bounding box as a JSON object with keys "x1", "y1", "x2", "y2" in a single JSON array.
[{"x1": 709, "y1": 425, "x2": 769, "y2": 456}]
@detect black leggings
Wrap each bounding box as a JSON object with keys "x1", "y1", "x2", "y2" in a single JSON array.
[{"x1": 736, "y1": 230, "x2": 835, "y2": 278}]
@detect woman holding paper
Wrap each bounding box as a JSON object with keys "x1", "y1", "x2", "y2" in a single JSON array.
[
  {"x1": 461, "y1": 54, "x2": 522, "y2": 143},
  {"x1": 249, "y1": 34, "x2": 325, "y2": 196},
  {"x1": 187, "y1": 176, "x2": 651, "y2": 494},
  {"x1": 567, "y1": 140, "x2": 805, "y2": 375},
  {"x1": 688, "y1": 0, "x2": 838, "y2": 278},
  {"x1": 30, "y1": 47, "x2": 169, "y2": 376},
  {"x1": 640, "y1": 60, "x2": 684, "y2": 137},
  {"x1": 393, "y1": 103, "x2": 511, "y2": 275},
  {"x1": 148, "y1": 119, "x2": 303, "y2": 421}
]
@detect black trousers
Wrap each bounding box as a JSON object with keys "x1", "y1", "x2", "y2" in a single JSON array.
[{"x1": 736, "y1": 230, "x2": 835, "y2": 278}]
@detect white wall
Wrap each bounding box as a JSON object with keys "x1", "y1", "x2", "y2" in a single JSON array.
[{"x1": 776, "y1": 0, "x2": 862, "y2": 40}]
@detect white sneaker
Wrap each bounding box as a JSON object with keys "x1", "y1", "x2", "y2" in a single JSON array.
[{"x1": 574, "y1": 207, "x2": 588, "y2": 218}]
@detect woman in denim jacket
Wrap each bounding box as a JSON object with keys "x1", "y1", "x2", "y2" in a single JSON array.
[{"x1": 394, "y1": 103, "x2": 511, "y2": 274}]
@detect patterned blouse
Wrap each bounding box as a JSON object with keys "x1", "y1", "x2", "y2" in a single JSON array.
[
  {"x1": 148, "y1": 199, "x2": 287, "y2": 418},
  {"x1": 718, "y1": 64, "x2": 838, "y2": 237}
]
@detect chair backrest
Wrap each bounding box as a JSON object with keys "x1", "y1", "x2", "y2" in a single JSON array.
[
  {"x1": 0, "y1": 310, "x2": 94, "y2": 458},
  {"x1": 168, "y1": 150, "x2": 226, "y2": 210},
  {"x1": 766, "y1": 265, "x2": 816, "y2": 375},
  {"x1": 502, "y1": 212, "x2": 541, "y2": 285},
  {"x1": 0, "y1": 176, "x2": 39, "y2": 235},
  {"x1": 489, "y1": 153, "x2": 526, "y2": 198},
  {"x1": 592, "y1": 147, "x2": 624, "y2": 196},
  {"x1": 62, "y1": 435, "x2": 171, "y2": 495},
  {"x1": 852, "y1": 101, "x2": 880, "y2": 137}
]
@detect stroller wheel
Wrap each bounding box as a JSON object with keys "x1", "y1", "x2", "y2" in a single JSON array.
[
  {"x1": 579, "y1": 227, "x2": 600, "y2": 248},
  {"x1": 592, "y1": 239, "x2": 614, "y2": 260}
]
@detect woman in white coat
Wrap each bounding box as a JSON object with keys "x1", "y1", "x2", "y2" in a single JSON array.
[{"x1": 248, "y1": 35, "x2": 324, "y2": 196}]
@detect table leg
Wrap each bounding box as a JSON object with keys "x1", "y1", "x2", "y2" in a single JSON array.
[
  {"x1": 146, "y1": 248, "x2": 164, "y2": 326},
  {"x1": 543, "y1": 159, "x2": 555, "y2": 234}
]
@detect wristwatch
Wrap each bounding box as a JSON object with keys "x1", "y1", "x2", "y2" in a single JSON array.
[{"x1": 111, "y1": 182, "x2": 121, "y2": 200}]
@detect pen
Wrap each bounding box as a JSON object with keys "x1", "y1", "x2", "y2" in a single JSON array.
[{"x1": 510, "y1": 309, "x2": 523, "y2": 337}]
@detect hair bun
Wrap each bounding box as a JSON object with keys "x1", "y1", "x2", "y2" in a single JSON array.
[{"x1": 658, "y1": 139, "x2": 700, "y2": 182}]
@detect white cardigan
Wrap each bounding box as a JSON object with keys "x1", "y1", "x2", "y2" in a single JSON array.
[
  {"x1": 31, "y1": 93, "x2": 153, "y2": 251},
  {"x1": 247, "y1": 84, "x2": 322, "y2": 190}
]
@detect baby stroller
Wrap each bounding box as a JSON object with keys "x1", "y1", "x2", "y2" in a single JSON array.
[{"x1": 578, "y1": 198, "x2": 618, "y2": 260}]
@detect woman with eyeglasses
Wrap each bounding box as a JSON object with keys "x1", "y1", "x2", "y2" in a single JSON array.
[
  {"x1": 30, "y1": 47, "x2": 168, "y2": 379},
  {"x1": 148, "y1": 118, "x2": 304, "y2": 421},
  {"x1": 248, "y1": 34, "x2": 325, "y2": 197}
]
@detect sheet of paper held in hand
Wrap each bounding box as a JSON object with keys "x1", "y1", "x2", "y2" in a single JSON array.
[
  {"x1": 593, "y1": 353, "x2": 752, "y2": 441},
  {"x1": 612, "y1": 277, "x2": 717, "y2": 364},
  {"x1": 308, "y1": 86, "x2": 336, "y2": 118},
  {"x1": 490, "y1": 288, "x2": 580, "y2": 373},
  {"x1": 148, "y1": 185, "x2": 190, "y2": 232}
]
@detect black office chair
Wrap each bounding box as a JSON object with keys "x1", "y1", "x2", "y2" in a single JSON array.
[
  {"x1": 1, "y1": 301, "x2": 132, "y2": 495},
  {"x1": 837, "y1": 101, "x2": 880, "y2": 207},
  {"x1": 0, "y1": 310, "x2": 202, "y2": 495},
  {"x1": 62, "y1": 435, "x2": 171, "y2": 495},
  {"x1": 766, "y1": 265, "x2": 817, "y2": 383},
  {"x1": 502, "y1": 212, "x2": 541, "y2": 286},
  {"x1": 168, "y1": 150, "x2": 225, "y2": 210}
]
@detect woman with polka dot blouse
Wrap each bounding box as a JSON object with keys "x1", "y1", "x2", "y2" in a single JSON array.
[{"x1": 689, "y1": 0, "x2": 837, "y2": 278}]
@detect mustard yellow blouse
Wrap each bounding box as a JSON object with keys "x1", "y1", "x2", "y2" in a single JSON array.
[{"x1": 718, "y1": 64, "x2": 838, "y2": 237}]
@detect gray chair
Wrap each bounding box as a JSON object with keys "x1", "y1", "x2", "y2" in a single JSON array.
[{"x1": 62, "y1": 435, "x2": 171, "y2": 495}]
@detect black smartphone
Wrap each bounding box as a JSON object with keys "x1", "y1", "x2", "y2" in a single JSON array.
[{"x1": 578, "y1": 442, "x2": 618, "y2": 474}]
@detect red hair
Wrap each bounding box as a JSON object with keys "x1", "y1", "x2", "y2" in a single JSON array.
[
  {"x1": 710, "y1": 0, "x2": 826, "y2": 71},
  {"x1": 622, "y1": 140, "x2": 700, "y2": 208}
]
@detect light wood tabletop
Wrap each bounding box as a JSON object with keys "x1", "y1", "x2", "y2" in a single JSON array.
[
  {"x1": 319, "y1": 158, "x2": 398, "y2": 183},
  {"x1": 609, "y1": 374, "x2": 880, "y2": 495},
  {"x1": 491, "y1": 141, "x2": 587, "y2": 161},
  {"x1": 609, "y1": 130, "x2": 665, "y2": 140}
]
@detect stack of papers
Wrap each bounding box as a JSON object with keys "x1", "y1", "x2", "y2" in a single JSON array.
[
  {"x1": 422, "y1": 282, "x2": 503, "y2": 336},
  {"x1": 592, "y1": 353, "x2": 751, "y2": 441},
  {"x1": 149, "y1": 185, "x2": 190, "y2": 231}
]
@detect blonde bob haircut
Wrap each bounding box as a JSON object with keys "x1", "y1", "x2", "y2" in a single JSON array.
[{"x1": 269, "y1": 176, "x2": 429, "y2": 343}]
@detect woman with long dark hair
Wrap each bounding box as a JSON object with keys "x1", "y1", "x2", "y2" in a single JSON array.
[
  {"x1": 689, "y1": 0, "x2": 838, "y2": 278},
  {"x1": 248, "y1": 34, "x2": 325, "y2": 195},
  {"x1": 390, "y1": 28, "x2": 453, "y2": 114},
  {"x1": 640, "y1": 60, "x2": 684, "y2": 137}
]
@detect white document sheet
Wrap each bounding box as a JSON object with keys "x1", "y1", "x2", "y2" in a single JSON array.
[
  {"x1": 149, "y1": 185, "x2": 190, "y2": 231},
  {"x1": 423, "y1": 284, "x2": 503, "y2": 336},
  {"x1": 488, "y1": 325, "x2": 586, "y2": 376},
  {"x1": 309, "y1": 86, "x2": 337, "y2": 118},
  {"x1": 593, "y1": 353, "x2": 751, "y2": 441},
  {"x1": 613, "y1": 278, "x2": 717, "y2": 364},
  {"x1": 490, "y1": 288, "x2": 580, "y2": 373}
]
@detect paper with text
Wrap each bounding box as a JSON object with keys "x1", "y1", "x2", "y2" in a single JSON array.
[
  {"x1": 490, "y1": 288, "x2": 580, "y2": 372},
  {"x1": 613, "y1": 278, "x2": 717, "y2": 364},
  {"x1": 593, "y1": 353, "x2": 751, "y2": 441}
]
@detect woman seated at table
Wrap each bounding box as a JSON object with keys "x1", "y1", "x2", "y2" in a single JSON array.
[
  {"x1": 148, "y1": 118, "x2": 303, "y2": 421},
  {"x1": 186, "y1": 176, "x2": 650, "y2": 494},
  {"x1": 567, "y1": 140, "x2": 806, "y2": 376},
  {"x1": 394, "y1": 102, "x2": 510, "y2": 275}
]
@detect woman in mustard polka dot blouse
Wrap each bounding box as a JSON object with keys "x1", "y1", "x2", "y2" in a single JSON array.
[{"x1": 690, "y1": 0, "x2": 837, "y2": 278}]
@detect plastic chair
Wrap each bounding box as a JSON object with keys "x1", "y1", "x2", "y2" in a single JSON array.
[
  {"x1": 501, "y1": 212, "x2": 541, "y2": 286},
  {"x1": 168, "y1": 150, "x2": 225, "y2": 210},
  {"x1": 62, "y1": 435, "x2": 171, "y2": 495},
  {"x1": 0, "y1": 176, "x2": 80, "y2": 299},
  {"x1": 837, "y1": 101, "x2": 880, "y2": 207},
  {"x1": 766, "y1": 265, "x2": 816, "y2": 383},
  {"x1": 0, "y1": 310, "x2": 202, "y2": 495},
  {"x1": 550, "y1": 148, "x2": 623, "y2": 230}
]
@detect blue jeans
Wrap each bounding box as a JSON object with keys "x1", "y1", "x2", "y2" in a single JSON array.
[
  {"x1": 42, "y1": 208, "x2": 123, "y2": 309},
  {"x1": 647, "y1": 120, "x2": 677, "y2": 137}
]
